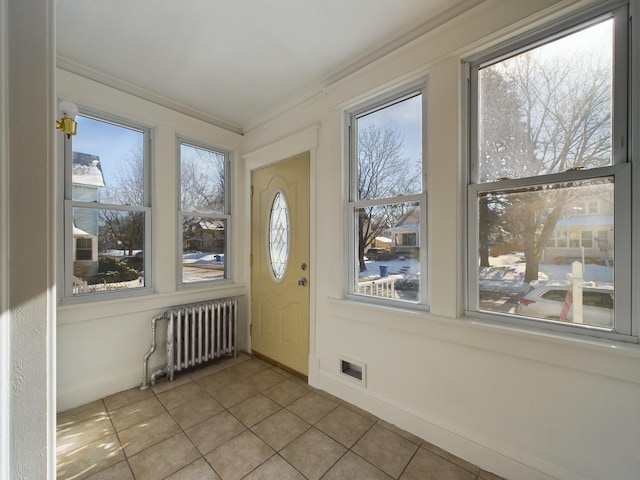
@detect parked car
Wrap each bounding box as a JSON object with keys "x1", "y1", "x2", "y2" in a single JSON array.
[
  {"x1": 517, "y1": 280, "x2": 613, "y2": 328},
  {"x1": 366, "y1": 248, "x2": 393, "y2": 261}
]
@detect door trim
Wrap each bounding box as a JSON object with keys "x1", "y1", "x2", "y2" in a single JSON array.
[{"x1": 243, "y1": 125, "x2": 319, "y2": 385}]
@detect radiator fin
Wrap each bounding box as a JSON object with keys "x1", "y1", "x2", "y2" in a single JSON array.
[{"x1": 141, "y1": 298, "x2": 238, "y2": 389}]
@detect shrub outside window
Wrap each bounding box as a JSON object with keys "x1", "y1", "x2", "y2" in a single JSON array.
[
  {"x1": 348, "y1": 87, "x2": 426, "y2": 306},
  {"x1": 179, "y1": 140, "x2": 230, "y2": 284},
  {"x1": 467, "y1": 4, "x2": 632, "y2": 339},
  {"x1": 64, "y1": 112, "x2": 150, "y2": 297}
]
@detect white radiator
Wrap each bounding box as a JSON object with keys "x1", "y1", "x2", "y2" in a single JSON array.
[{"x1": 141, "y1": 298, "x2": 238, "y2": 389}]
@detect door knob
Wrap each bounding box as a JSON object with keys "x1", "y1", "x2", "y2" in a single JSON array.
[{"x1": 297, "y1": 277, "x2": 308, "y2": 286}]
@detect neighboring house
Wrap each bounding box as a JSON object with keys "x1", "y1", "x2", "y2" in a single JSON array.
[
  {"x1": 371, "y1": 235, "x2": 392, "y2": 250},
  {"x1": 542, "y1": 195, "x2": 613, "y2": 265},
  {"x1": 390, "y1": 205, "x2": 420, "y2": 258},
  {"x1": 72, "y1": 152, "x2": 105, "y2": 276},
  {"x1": 485, "y1": 186, "x2": 614, "y2": 265},
  {"x1": 184, "y1": 218, "x2": 225, "y2": 253}
]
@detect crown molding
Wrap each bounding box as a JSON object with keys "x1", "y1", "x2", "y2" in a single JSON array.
[
  {"x1": 56, "y1": 56, "x2": 244, "y2": 135},
  {"x1": 243, "y1": 0, "x2": 488, "y2": 133}
]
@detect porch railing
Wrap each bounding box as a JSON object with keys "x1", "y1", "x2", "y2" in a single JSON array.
[{"x1": 357, "y1": 277, "x2": 396, "y2": 298}]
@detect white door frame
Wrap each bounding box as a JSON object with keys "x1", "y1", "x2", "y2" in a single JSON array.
[{"x1": 242, "y1": 125, "x2": 319, "y2": 385}]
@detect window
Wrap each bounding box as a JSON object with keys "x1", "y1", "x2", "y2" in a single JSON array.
[
  {"x1": 468, "y1": 4, "x2": 632, "y2": 339},
  {"x1": 64, "y1": 112, "x2": 150, "y2": 297},
  {"x1": 348, "y1": 86, "x2": 426, "y2": 305},
  {"x1": 268, "y1": 191, "x2": 290, "y2": 281},
  {"x1": 75, "y1": 237, "x2": 93, "y2": 261},
  {"x1": 179, "y1": 140, "x2": 230, "y2": 284}
]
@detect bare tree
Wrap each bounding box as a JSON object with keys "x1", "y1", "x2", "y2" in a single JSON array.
[
  {"x1": 180, "y1": 147, "x2": 225, "y2": 251},
  {"x1": 181, "y1": 148, "x2": 225, "y2": 212},
  {"x1": 478, "y1": 68, "x2": 530, "y2": 266},
  {"x1": 99, "y1": 148, "x2": 144, "y2": 255},
  {"x1": 479, "y1": 42, "x2": 611, "y2": 281},
  {"x1": 357, "y1": 125, "x2": 420, "y2": 272}
]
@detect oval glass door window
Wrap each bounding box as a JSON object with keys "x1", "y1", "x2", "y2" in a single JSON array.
[{"x1": 268, "y1": 190, "x2": 290, "y2": 280}]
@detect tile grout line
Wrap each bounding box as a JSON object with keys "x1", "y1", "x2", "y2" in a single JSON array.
[
  {"x1": 102, "y1": 397, "x2": 138, "y2": 480},
  {"x1": 153, "y1": 385, "x2": 212, "y2": 480},
  {"x1": 395, "y1": 442, "x2": 421, "y2": 480},
  {"x1": 60, "y1": 354, "x2": 500, "y2": 480},
  {"x1": 156, "y1": 355, "x2": 302, "y2": 479},
  {"x1": 156, "y1": 364, "x2": 247, "y2": 480}
]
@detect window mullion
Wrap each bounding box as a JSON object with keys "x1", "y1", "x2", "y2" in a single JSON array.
[
  {"x1": 350, "y1": 194, "x2": 423, "y2": 209},
  {"x1": 472, "y1": 164, "x2": 624, "y2": 193},
  {"x1": 613, "y1": 163, "x2": 631, "y2": 335},
  {"x1": 70, "y1": 200, "x2": 150, "y2": 213},
  {"x1": 612, "y1": 3, "x2": 629, "y2": 166}
]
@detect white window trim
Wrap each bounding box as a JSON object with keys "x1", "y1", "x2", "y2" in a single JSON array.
[
  {"x1": 60, "y1": 107, "x2": 152, "y2": 302},
  {"x1": 464, "y1": 1, "x2": 636, "y2": 342},
  {"x1": 346, "y1": 82, "x2": 429, "y2": 309},
  {"x1": 176, "y1": 137, "x2": 232, "y2": 287}
]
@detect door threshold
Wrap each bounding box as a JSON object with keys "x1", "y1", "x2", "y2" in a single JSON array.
[{"x1": 251, "y1": 351, "x2": 308, "y2": 383}]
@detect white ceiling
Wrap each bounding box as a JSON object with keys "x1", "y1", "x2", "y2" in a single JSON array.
[{"x1": 56, "y1": 0, "x2": 482, "y2": 134}]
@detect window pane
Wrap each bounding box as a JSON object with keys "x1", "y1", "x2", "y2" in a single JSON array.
[
  {"x1": 477, "y1": 19, "x2": 613, "y2": 182},
  {"x1": 477, "y1": 178, "x2": 614, "y2": 329},
  {"x1": 72, "y1": 207, "x2": 145, "y2": 294},
  {"x1": 269, "y1": 192, "x2": 289, "y2": 280},
  {"x1": 355, "y1": 202, "x2": 420, "y2": 302},
  {"x1": 181, "y1": 143, "x2": 225, "y2": 213},
  {"x1": 75, "y1": 237, "x2": 93, "y2": 261},
  {"x1": 182, "y1": 216, "x2": 226, "y2": 283},
  {"x1": 73, "y1": 115, "x2": 144, "y2": 205},
  {"x1": 356, "y1": 94, "x2": 422, "y2": 200}
]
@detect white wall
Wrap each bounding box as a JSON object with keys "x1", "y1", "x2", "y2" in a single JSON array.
[
  {"x1": 241, "y1": 1, "x2": 640, "y2": 479},
  {"x1": 2, "y1": 0, "x2": 56, "y2": 478},
  {"x1": 56, "y1": 70, "x2": 248, "y2": 412}
]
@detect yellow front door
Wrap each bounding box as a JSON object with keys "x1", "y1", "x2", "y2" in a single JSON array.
[{"x1": 251, "y1": 152, "x2": 310, "y2": 376}]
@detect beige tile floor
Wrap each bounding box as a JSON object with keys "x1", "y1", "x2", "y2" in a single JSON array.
[{"x1": 57, "y1": 353, "x2": 505, "y2": 480}]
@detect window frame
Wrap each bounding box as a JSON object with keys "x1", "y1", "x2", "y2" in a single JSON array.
[
  {"x1": 61, "y1": 107, "x2": 152, "y2": 301},
  {"x1": 75, "y1": 237, "x2": 93, "y2": 261},
  {"x1": 177, "y1": 137, "x2": 231, "y2": 287},
  {"x1": 465, "y1": 2, "x2": 634, "y2": 341},
  {"x1": 346, "y1": 82, "x2": 428, "y2": 309}
]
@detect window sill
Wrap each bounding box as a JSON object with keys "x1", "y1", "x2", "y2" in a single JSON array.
[
  {"x1": 58, "y1": 282, "x2": 245, "y2": 325},
  {"x1": 345, "y1": 292, "x2": 429, "y2": 313}
]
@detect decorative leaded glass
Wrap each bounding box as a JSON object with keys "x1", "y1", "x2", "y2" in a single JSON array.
[{"x1": 269, "y1": 191, "x2": 289, "y2": 280}]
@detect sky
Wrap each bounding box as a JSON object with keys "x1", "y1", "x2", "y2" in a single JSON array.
[
  {"x1": 74, "y1": 92, "x2": 423, "y2": 193},
  {"x1": 73, "y1": 114, "x2": 143, "y2": 189},
  {"x1": 357, "y1": 93, "x2": 423, "y2": 180}
]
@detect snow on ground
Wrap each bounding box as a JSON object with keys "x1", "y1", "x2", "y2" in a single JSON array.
[
  {"x1": 96, "y1": 250, "x2": 612, "y2": 296},
  {"x1": 182, "y1": 252, "x2": 225, "y2": 265},
  {"x1": 359, "y1": 257, "x2": 419, "y2": 279},
  {"x1": 359, "y1": 251, "x2": 613, "y2": 294},
  {"x1": 479, "y1": 252, "x2": 613, "y2": 294},
  {"x1": 105, "y1": 250, "x2": 225, "y2": 266}
]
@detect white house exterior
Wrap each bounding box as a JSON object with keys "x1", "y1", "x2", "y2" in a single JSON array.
[
  {"x1": 71, "y1": 152, "x2": 105, "y2": 276},
  {"x1": 543, "y1": 188, "x2": 614, "y2": 266}
]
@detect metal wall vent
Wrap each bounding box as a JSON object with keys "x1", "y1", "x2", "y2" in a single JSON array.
[{"x1": 340, "y1": 356, "x2": 366, "y2": 386}]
